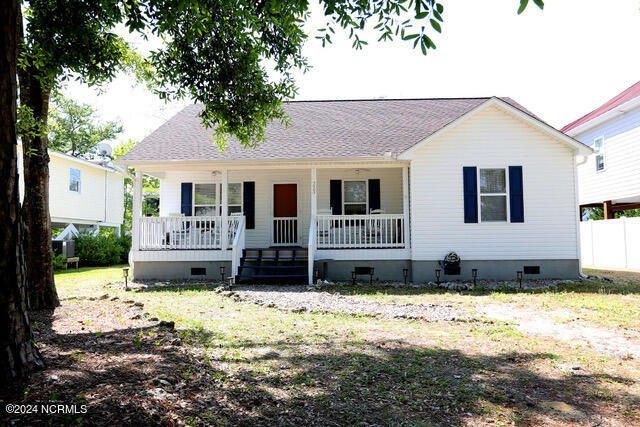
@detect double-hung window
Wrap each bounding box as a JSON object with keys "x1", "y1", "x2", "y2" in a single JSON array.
[
  {"x1": 227, "y1": 183, "x2": 243, "y2": 215},
  {"x1": 343, "y1": 181, "x2": 367, "y2": 215},
  {"x1": 193, "y1": 183, "x2": 217, "y2": 216},
  {"x1": 594, "y1": 137, "x2": 605, "y2": 171},
  {"x1": 69, "y1": 168, "x2": 81, "y2": 193},
  {"x1": 479, "y1": 168, "x2": 507, "y2": 222}
]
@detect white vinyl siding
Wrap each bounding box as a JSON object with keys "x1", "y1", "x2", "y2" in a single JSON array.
[
  {"x1": 409, "y1": 105, "x2": 578, "y2": 260},
  {"x1": 574, "y1": 106, "x2": 640, "y2": 205},
  {"x1": 17, "y1": 147, "x2": 125, "y2": 226}
]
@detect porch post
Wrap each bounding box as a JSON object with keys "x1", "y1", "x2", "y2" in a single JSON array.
[
  {"x1": 311, "y1": 167, "x2": 317, "y2": 217},
  {"x1": 221, "y1": 168, "x2": 229, "y2": 250},
  {"x1": 402, "y1": 165, "x2": 410, "y2": 250},
  {"x1": 132, "y1": 169, "x2": 143, "y2": 252}
]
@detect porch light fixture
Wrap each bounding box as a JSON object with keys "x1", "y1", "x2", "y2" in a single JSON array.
[
  {"x1": 219, "y1": 265, "x2": 226, "y2": 282},
  {"x1": 402, "y1": 268, "x2": 409, "y2": 284},
  {"x1": 123, "y1": 267, "x2": 129, "y2": 291},
  {"x1": 517, "y1": 271, "x2": 523, "y2": 290},
  {"x1": 435, "y1": 268, "x2": 441, "y2": 285},
  {"x1": 472, "y1": 269, "x2": 478, "y2": 286},
  {"x1": 351, "y1": 270, "x2": 357, "y2": 285}
]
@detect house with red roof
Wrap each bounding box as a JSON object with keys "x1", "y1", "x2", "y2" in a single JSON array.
[
  {"x1": 563, "y1": 80, "x2": 640, "y2": 218},
  {"x1": 119, "y1": 97, "x2": 590, "y2": 284}
]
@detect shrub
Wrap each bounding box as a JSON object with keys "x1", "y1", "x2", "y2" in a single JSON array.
[
  {"x1": 118, "y1": 235, "x2": 131, "y2": 264},
  {"x1": 52, "y1": 252, "x2": 67, "y2": 270},
  {"x1": 75, "y1": 234, "x2": 124, "y2": 266}
]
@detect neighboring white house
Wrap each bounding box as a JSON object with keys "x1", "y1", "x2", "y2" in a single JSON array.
[
  {"x1": 119, "y1": 97, "x2": 590, "y2": 283},
  {"x1": 562, "y1": 80, "x2": 640, "y2": 218},
  {"x1": 18, "y1": 146, "x2": 126, "y2": 237},
  {"x1": 563, "y1": 80, "x2": 640, "y2": 271}
]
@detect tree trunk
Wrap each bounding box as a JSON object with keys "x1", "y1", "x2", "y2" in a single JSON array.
[
  {"x1": 0, "y1": 0, "x2": 44, "y2": 382},
  {"x1": 17, "y1": 10, "x2": 59, "y2": 310}
]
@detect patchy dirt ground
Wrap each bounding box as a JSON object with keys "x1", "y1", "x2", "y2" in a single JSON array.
[
  {"x1": 479, "y1": 303, "x2": 640, "y2": 360},
  {"x1": 2, "y1": 266, "x2": 640, "y2": 426}
]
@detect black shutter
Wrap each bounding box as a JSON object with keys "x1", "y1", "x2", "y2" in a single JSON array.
[
  {"x1": 463, "y1": 167, "x2": 478, "y2": 223},
  {"x1": 181, "y1": 183, "x2": 193, "y2": 216},
  {"x1": 368, "y1": 179, "x2": 381, "y2": 212},
  {"x1": 243, "y1": 181, "x2": 255, "y2": 229},
  {"x1": 330, "y1": 180, "x2": 342, "y2": 215},
  {"x1": 509, "y1": 166, "x2": 524, "y2": 223}
]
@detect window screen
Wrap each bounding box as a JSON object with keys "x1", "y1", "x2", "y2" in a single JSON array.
[{"x1": 479, "y1": 169, "x2": 507, "y2": 222}]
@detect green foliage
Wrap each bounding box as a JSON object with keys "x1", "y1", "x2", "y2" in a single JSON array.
[
  {"x1": 21, "y1": 0, "x2": 544, "y2": 149},
  {"x1": 583, "y1": 207, "x2": 640, "y2": 221},
  {"x1": 52, "y1": 252, "x2": 67, "y2": 271},
  {"x1": 113, "y1": 140, "x2": 160, "y2": 232},
  {"x1": 74, "y1": 233, "x2": 130, "y2": 267},
  {"x1": 48, "y1": 92, "x2": 123, "y2": 157}
]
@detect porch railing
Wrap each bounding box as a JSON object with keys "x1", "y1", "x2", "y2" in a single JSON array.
[
  {"x1": 272, "y1": 216, "x2": 298, "y2": 245},
  {"x1": 139, "y1": 216, "x2": 240, "y2": 250},
  {"x1": 316, "y1": 214, "x2": 405, "y2": 249}
]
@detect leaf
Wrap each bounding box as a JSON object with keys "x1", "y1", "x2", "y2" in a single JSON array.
[
  {"x1": 430, "y1": 19, "x2": 441, "y2": 33},
  {"x1": 415, "y1": 11, "x2": 429, "y2": 19},
  {"x1": 517, "y1": 0, "x2": 529, "y2": 14},
  {"x1": 533, "y1": 0, "x2": 544, "y2": 9}
]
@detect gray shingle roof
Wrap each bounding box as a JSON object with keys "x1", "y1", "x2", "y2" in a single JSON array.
[{"x1": 121, "y1": 97, "x2": 527, "y2": 162}]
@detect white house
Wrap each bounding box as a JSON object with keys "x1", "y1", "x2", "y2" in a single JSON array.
[
  {"x1": 119, "y1": 97, "x2": 590, "y2": 284},
  {"x1": 562, "y1": 80, "x2": 640, "y2": 218},
  {"x1": 18, "y1": 146, "x2": 126, "y2": 237}
]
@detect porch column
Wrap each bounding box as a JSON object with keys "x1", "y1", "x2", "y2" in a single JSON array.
[
  {"x1": 132, "y1": 169, "x2": 143, "y2": 252},
  {"x1": 221, "y1": 168, "x2": 229, "y2": 250},
  {"x1": 311, "y1": 167, "x2": 317, "y2": 217},
  {"x1": 402, "y1": 165, "x2": 410, "y2": 250},
  {"x1": 603, "y1": 200, "x2": 614, "y2": 220}
]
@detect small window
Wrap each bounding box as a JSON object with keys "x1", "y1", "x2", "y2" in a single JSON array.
[
  {"x1": 594, "y1": 137, "x2": 605, "y2": 171},
  {"x1": 69, "y1": 168, "x2": 81, "y2": 192},
  {"x1": 227, "y1": 183, "x2": 242, "y2": 215},
  {"x1": 194, "y1": 183, "x2": 217, "y2": 216},
  {"x1": 343, "y1": 181, "x2": 367, "y2": 215},
  {"x1": 190, "y1": 267, "x2": 206, "y2": 276},
  {"x1": 479, "y1": 168, "x2": 507, "y2": 222}
]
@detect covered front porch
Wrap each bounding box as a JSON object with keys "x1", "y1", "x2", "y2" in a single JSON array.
[{"x1": 129, "y1": 161, "x2": 411, "y2": 283}]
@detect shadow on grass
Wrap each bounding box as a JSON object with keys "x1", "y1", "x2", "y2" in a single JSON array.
[{"x1": 3, "y1": 310, "x2": 639, "y2": 426}]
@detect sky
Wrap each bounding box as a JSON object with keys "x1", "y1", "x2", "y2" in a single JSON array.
[{"x1": 63, "y1": 0, "x2": 640, "y2": 146}]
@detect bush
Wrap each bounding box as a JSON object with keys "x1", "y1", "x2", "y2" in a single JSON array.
[
  {"x1": 75, "y1": 233, "x2": 129, "y2": 267},
  {"x1": 52, "y1": 252, "x2": 67, "y2": 271}
]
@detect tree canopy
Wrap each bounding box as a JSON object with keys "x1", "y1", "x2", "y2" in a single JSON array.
[{"x1": 48, "y1": 92, "x2": 122, "y2": 157}]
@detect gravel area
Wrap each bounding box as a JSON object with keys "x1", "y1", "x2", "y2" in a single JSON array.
[{"x1": 221, "y1": 285, "x2": 474, "y2": 322}]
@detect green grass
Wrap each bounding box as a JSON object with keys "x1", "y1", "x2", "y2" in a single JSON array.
[
  {"x1": 55, "y1": 264, "x2": 127, "y2": 299},
  {"x1": 51, "y1": 267, "x2": 640, "y2": 425}
]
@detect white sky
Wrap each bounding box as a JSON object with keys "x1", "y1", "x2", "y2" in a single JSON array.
[{"x1": 63, "y1": 0, "x2": 640, "y2": 146}]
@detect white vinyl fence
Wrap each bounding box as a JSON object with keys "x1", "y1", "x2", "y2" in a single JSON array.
[{"x1": 580, "y1": 218, "x2": 640, "y2": 271}]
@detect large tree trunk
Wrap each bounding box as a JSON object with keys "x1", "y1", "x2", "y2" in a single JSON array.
[
  {"x1": 17, "y1": 8, "x2": 59, "y2": 310},
  {"x1": 0, "y1": 0, "x2": 44, "y2": 382}
]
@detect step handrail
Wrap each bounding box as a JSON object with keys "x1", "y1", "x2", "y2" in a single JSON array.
[
  {"x1": 308, "y1": 215, "x2": 316, "y2": 285},
  {"x1": 231, "y1": 216, "x2": 246, "y2": 283}
]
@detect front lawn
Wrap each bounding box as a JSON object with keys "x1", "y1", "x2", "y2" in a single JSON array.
[{"x1": 3, "y1": 268, "x2": 639, "y2": 425}]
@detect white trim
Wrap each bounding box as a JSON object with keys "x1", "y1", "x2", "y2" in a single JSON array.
[
  {"x1": 564, "y1": 95, "x2": 640, "y2": 136},
  {"x1": 398, "y1": 97, "x2": 592, "y2": 159}
]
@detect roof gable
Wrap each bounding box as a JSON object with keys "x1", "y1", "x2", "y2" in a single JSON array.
[{"x1": 399, "y1": 97, "x2": 591, "y2": 158}]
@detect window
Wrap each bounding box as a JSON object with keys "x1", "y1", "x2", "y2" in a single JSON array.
[
  {"x1": 69, "y1": 168, "x2": 81, "y2": 192},
  {"x1": 193, "y1": 183, "x2": 217, "y2": 216},
  {"x1": 343, "y1": 181, "x2": 367, "y2": 215},
  {"x1": 227, "y1": 183, "x2": 242, "y2": 215},
  {"x1": 594, "y1": 137, "x2": 605, "y2": 171},
  {"x1": 479, "y1": 168, "x2": 507, "y2": 222}
]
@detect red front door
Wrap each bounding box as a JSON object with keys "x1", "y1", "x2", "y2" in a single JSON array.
[{"x1": 273, "y1": 184, "x2": 298, "y2": 244}]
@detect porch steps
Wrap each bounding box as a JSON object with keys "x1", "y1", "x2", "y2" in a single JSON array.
[{"x1": 236, "y1": 247, "x2": 308, "y2": 284}]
